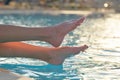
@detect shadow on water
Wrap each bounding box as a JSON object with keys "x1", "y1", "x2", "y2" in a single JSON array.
[
  {"x1": 0, "y1": 63, "x2": 84, "y2": 80},
  {"x1": 103, "y1": 49, "x2": 120, "y2": 53},
  {"x1": 0, "y1": 64, "x2": 66, "y2": 80}
]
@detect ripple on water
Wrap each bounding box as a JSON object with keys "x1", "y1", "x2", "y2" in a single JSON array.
[{"x1": 0, "y1": 13, "x2": 120, "y2": 80}]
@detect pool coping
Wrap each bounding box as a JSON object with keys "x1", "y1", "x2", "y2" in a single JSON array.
[
  {"x1": 0, "y1": 9, "x2": 93, "y2": 16},
  {"x1": 0, "y1": 68, "x2": 34, "y2": 80}
]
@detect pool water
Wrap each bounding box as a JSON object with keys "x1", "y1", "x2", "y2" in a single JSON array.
[{"x1": 0, "y1": 13, "x2": 120, "y2": 80}]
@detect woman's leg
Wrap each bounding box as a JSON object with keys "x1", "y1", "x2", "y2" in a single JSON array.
[
  {"x1": 0, "y1": 17, "x2": 85, "y2": 47},
  {"x1": 0, "y1": 42, "x2": 88, "y2": 65}
]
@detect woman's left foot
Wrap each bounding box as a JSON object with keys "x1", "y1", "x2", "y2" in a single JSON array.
[{"x1": 46, "y1": 17, "x2": 85, "y2": 47}]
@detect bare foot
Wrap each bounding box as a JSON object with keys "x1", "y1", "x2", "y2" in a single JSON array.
[
  {"x1": 46, "y1": 45, "x2": 88, "y2": 65},
  {"x1": 45, "y1": 17, "x2": 85, "y2": 47}
]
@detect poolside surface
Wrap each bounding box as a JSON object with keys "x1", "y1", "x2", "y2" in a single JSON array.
[
  {"x1": 0, "y1": 9, "x2": 109, "y2": 16},
  {"x1": 0, "y1": 68, "x2": 34, "y2": 80}
]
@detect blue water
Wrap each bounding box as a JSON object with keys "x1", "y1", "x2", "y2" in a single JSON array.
[{"x1": 0, "y1": 13, "x2": 120, "y2": 80}]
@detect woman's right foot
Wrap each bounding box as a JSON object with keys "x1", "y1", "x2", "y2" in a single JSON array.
[
  {"x1": 46, "y1": 45, "x2": 88, "y2": 65},
  {"x1": 46, "y1": 17, "x2": 85, "y2": 47}
]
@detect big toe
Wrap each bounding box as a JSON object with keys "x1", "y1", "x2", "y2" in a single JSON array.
[
  {"x1": 72, "y1": 17, "x2": 86, "y2": 26},
  {"x1": 80, "y1": 45, "x2": 88, "y2": 52}
]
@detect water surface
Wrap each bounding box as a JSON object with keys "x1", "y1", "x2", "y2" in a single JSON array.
[{"x1": 0, "y1": 13, "x2": 120, "y2": 80}]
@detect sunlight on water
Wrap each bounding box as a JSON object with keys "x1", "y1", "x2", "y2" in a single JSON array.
[{"x1": 0, "y1": 13, "x2": 120, "y2": 80}]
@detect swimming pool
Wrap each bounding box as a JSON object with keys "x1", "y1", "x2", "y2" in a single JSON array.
[{"x1": 0, "y1": 12, "x2": 120, "y2": 80}]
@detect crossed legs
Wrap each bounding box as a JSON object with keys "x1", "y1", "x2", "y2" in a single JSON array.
[{"x1": 0, "y1": 17, "x2": 88, "y2": 65}]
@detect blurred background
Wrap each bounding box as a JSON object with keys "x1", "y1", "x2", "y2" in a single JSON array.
[{"x1": 0, "y1": 0, "x2": 119, "y2": 12}]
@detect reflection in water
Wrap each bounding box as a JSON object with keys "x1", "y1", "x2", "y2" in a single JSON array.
[{"x1": 0, "y1": 13, "x2": 120, "y2": 80}]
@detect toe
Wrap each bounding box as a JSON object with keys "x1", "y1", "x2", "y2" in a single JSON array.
[
  {"x1": 80, "y1": 45, "x2": 88, "y2": 52},
  {"x1": 77, "y1": 17, "x2": 86, "y2": 25}
]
